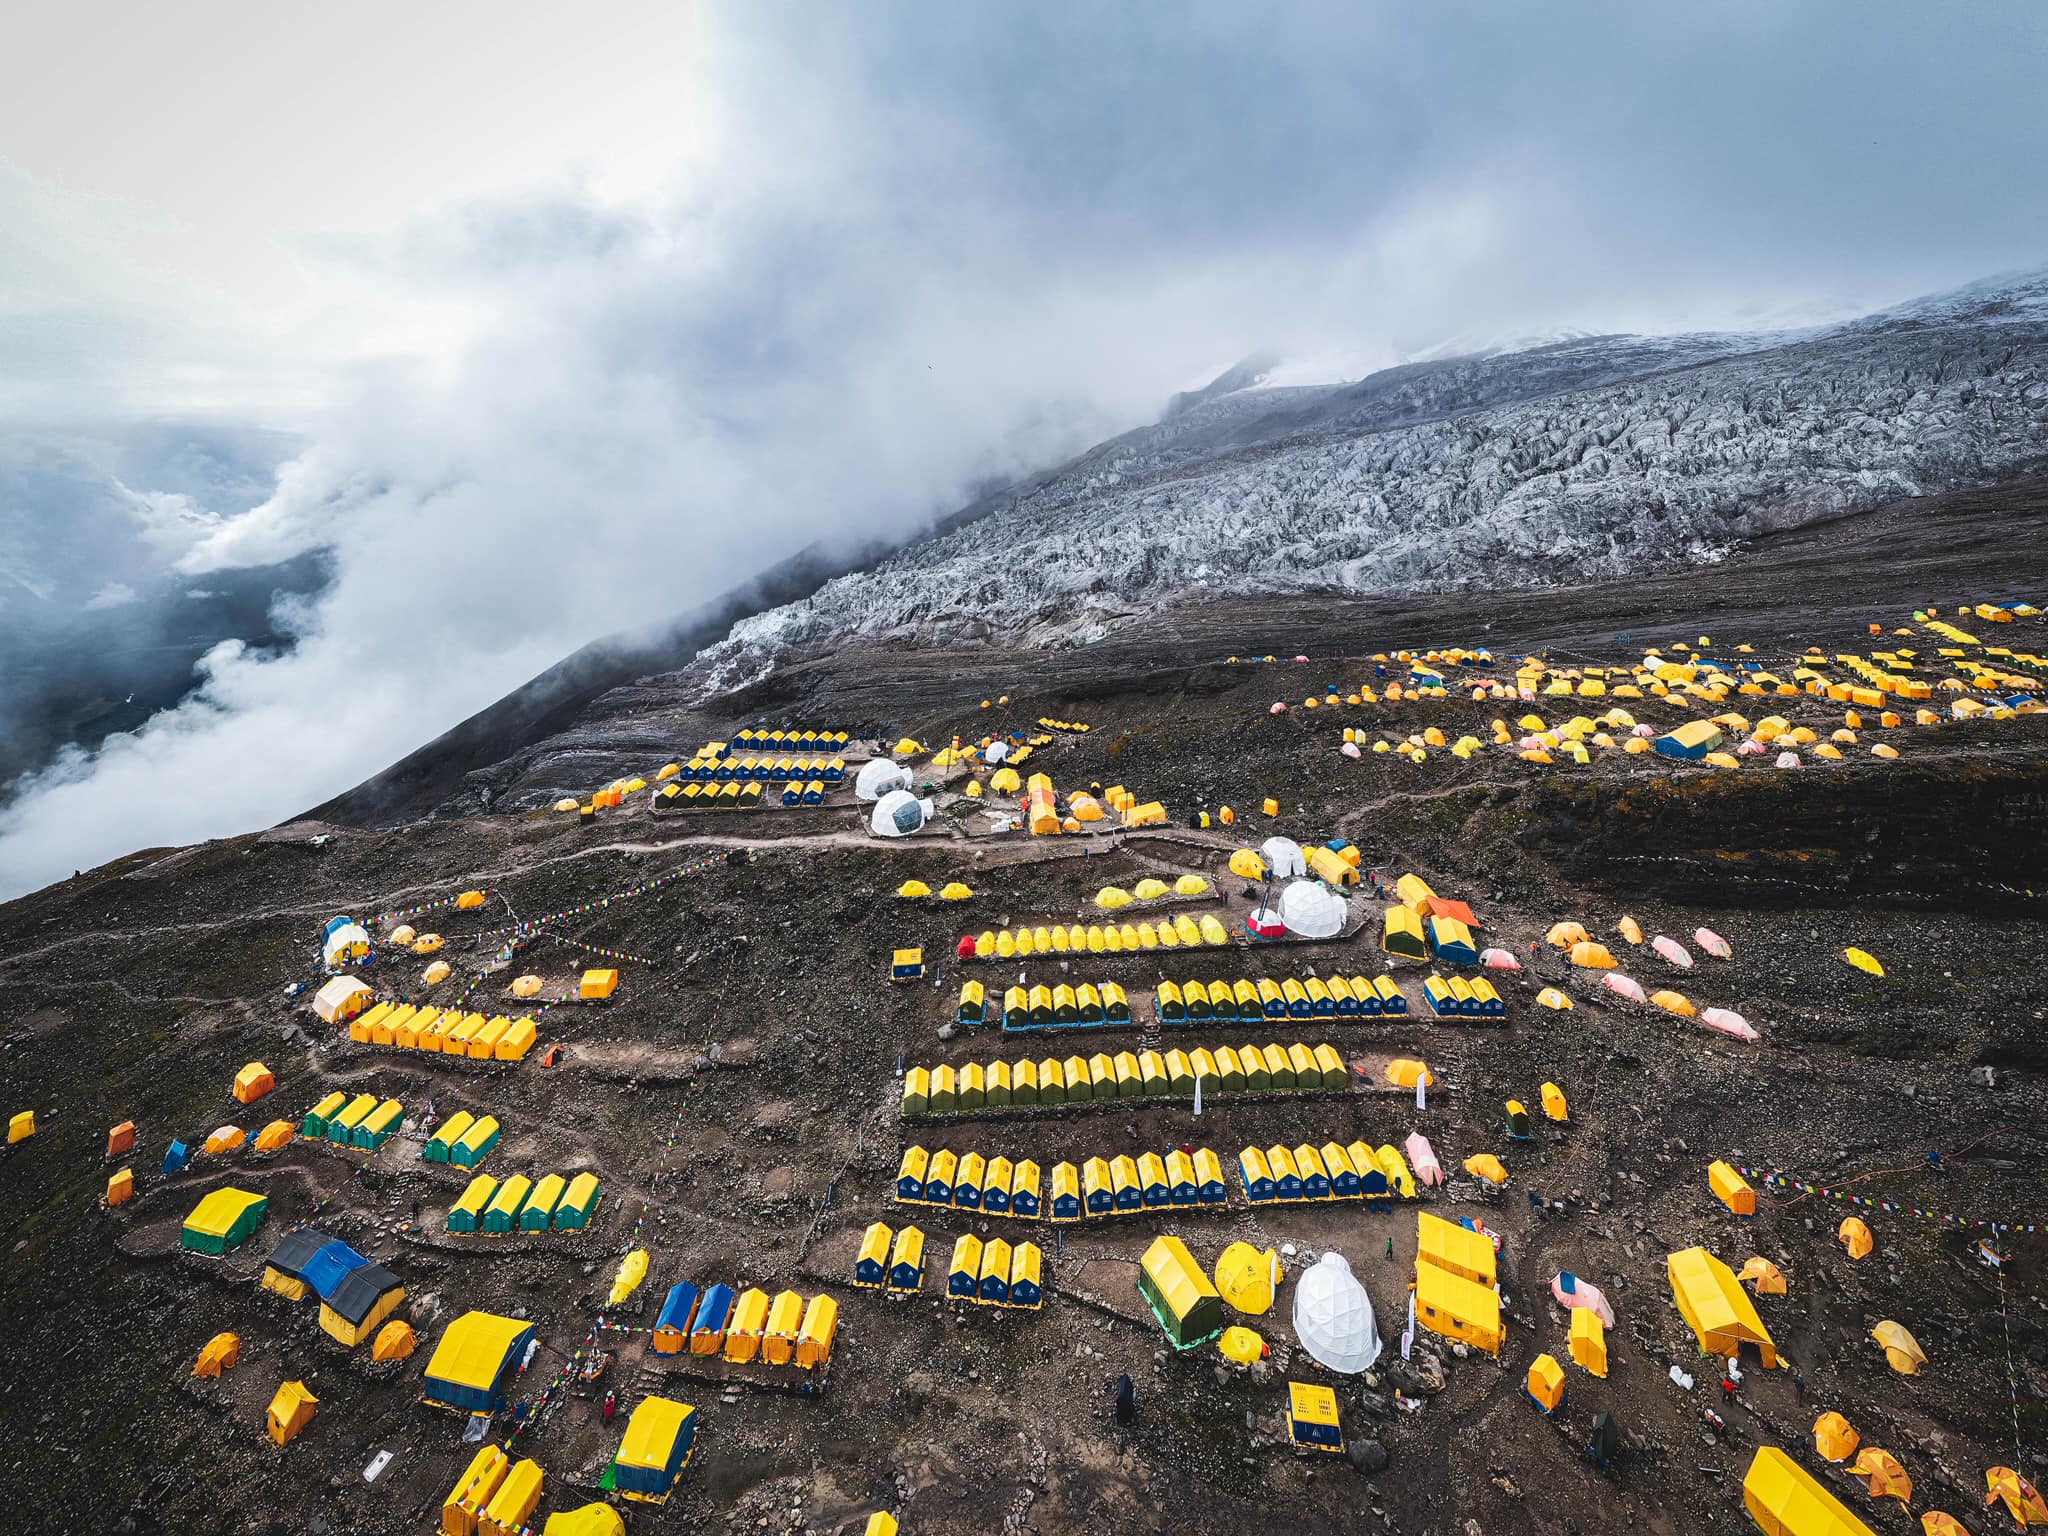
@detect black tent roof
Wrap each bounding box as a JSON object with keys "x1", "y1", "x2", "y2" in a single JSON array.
[
  {"x1": 263, "y1": 1228, "x2": 337, "y2": 1280},
  {"x1": 324, "y1": 1263, "x2": 402, "y2": 1325}
]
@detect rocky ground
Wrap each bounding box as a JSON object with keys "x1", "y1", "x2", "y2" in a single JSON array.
[{"x1": 2, "y1": 481, "x2": 2046, "y2": 1536}]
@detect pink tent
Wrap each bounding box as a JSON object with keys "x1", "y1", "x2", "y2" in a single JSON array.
[
  {"x1": 1341, "y1": 742, "x2": 1361, "y2": 759},
  {"x1": 1404, "y1": 1132, "x2": 1444, "y2": 1187},
  {"x1": 1480, "y1": 948, "x2": 1522, "y2": 971},
  {"x1": 1735, "y1": 738, "x2": 1766, "y2": 756},
  {"x1": 1550, "y1": 1272, "x2": 1616, "y2": 1327},
  {"x1": 1631, "y1": 724, "x2": 1657, "y2": 738},
  {"x1": 1694, "y1": 927, "x2": 1732, "y2": 959},
  {"x1": 1269, "y1": 701, "x2": 1288, "y2": 715},
  {"x1": 1700, "y1": 1007, "x2": 1759, "y2": 1041},
  {"x1": 1602, "y1": 973, "x2": 1646, "y2": 1003},
  {"x1": 1652, "y1": 936, "x2": 1694, "y2": 970}
]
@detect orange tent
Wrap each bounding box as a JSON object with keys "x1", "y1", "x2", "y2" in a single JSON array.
[
  {"x1": 1987, "y1": 1466, "x2": 2048, "y2": 1526},
  {"x1": 1853, "y1": 1448, "x2": 1912, "y2": 1503},
  {"x1": 232, "y1": 1062, "x2": 276, "y2": 1105},
  {"x1": 106, "y1": 1121, "x2": 137, "y2": 1158},
  {"x1": 192, "y1": 1331, "x2": 241, "y2": 1378},
  {"x1": 1813, "y1": 1411, "x2": 1860, "y2": 1462}
]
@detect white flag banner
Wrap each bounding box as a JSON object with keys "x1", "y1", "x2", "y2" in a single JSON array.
[
  {"x1": 1193, "y1": 1072, "x2": 1204, "y2": 1117},
  {"x1": 1416, "y1": 1080, "x2": 1426, "y2": 1113}
]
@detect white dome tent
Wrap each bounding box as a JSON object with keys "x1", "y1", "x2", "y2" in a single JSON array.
[
  {"x1": 870, "y1": 790, "x2": 935, "y2": 838},
  {"x1": 1258, "y1": 836, "x2": 1307, "y2": 879},
  {"x1": 1292, "y1": 1252, "x2": 1381, "y2": 1373},
  {"x1": 984, "y1": 741, "x2": 1010, "y2": 764},
  {"x1": 1276, "y1": 880, "x2": 1347, "y2": 939},
  {"x1": 855, "y1": 759, "x2": 914, "y2": 802}
]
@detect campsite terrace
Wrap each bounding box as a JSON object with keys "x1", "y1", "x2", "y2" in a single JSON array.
[{"x1": 5, "y1": 525, "x2": 2048, "y2": 1536}]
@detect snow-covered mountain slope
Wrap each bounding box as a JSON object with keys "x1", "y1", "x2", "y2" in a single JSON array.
[{"x1": 690, "y1": 269, "x2": 2048, "y2": 694}]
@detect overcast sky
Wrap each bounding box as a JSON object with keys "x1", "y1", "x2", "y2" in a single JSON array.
[{"x1": 2, "y1": 2, "x2": 2045, "y2": 897}]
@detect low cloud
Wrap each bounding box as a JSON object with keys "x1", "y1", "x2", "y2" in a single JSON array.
[
  {"x1": 81, "y1": 581, "x2": 137, "y2": 611},
  {"x1": 3, "y1": 5, "x2": 2046, "y2": 899}
]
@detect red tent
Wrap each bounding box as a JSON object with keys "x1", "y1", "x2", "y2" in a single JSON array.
[
  {"x1": 1426, "y1": 896, "x2": 1479, "y2": 928},
  {"x1": 955, "y1": 934, "x2": 977, "y2": 959}
]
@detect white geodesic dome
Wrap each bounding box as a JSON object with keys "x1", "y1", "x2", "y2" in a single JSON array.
[
  {"x1": 870, "y1": 790, "x2": 933, "y2": 837},
  {"x1": 855, "y1": 759, "x2": 914, "y2": 802},
  {"x1": 1277, "y1": 880, "x2": 1347, "y2": 939},
  {"x1": 1291, "y1": 1251, "x2": 1381, "y2": 1373}
]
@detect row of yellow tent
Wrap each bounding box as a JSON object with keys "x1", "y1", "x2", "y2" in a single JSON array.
[
  {"x1": 960, "y1": 913, "x2": 1230, "y2": 958},
  {"x1": 894, "y1": 1145, "x2": 1231, "y2": 1220},
  {"x1": 346, "y1": 1000, "x2": 539, "y2": 1062},
  {"x1": 902, "y1": 1042, "x2": 1349, "y2": 1116},
  {"x1": 1093, "y1": 874, "x2": 1211, "y2": 906},
  {"x1": 896, "y1": 879, "x2": 974, "y2": 900}
]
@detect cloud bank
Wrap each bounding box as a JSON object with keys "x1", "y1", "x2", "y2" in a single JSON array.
[{"x1": 3, "y1": 3, "x2": 2047, "y2": 897}]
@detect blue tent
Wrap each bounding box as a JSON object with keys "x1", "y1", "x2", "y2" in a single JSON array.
[
  {"x1": 321, "y1": 916, "x2": 357, "y2": 941},
  {"x1": 162, "y1": 1140, "x2": 189, "y2": 1175},
  {"x1": 655, "y1": 1283, "x2": 699, "y2": 1345},
  {"x1": 690, "y1": 1285, "x2": 734, "y2": 1348},
  {"x1": 302, "y1": 1239, "x2": 370, "y2": 1300}
]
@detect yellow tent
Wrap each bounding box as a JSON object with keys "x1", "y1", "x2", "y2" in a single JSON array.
[
  {"x1": 1743, "y1": 1445, "x2": 1878, "y2": 1536},
  {"x1": 608, "y1": 1249, "x2": 649, "y2": 1305},
  {"x1": 939, "y1": 882, "x2": 974, "y2": 901},
  {"x1": 1667, "y1": 1247, "x2": 1777, "y2": 1366},
  {"x1": 1839, "y1": 1217, "x2": 1873, "y2": 1260},
  {"x1": 1217, "y1": 1326, "x2": 1265, "y2": 1365},
  {"x1": 266, "y1": 1380, "x2": 316, "y2": 1446},
  {"x1": 1852, "y1": 1448, "x2": 1912, "y2": 1502},
  {"x1": 1709, "y1": 1161, "x2": 1756, "y2": 1215},
  {"x1": 1844, "y1": 947, "x2": 1885, "y2": 977},
  {"x1": 1540, "y1": 1082, "x2": 1568, "y2": 1121},
  {"x1": 1545, "y1": 921, "x2": 1589, "y2": 948},
  {"x1": 1650, "y1": 989, "x2": 1695, "y2": 1016},
  {"x1": 1616, "y1": 915, "x2": 1644, "y2": 945},
  {"x1": 1814, "y1": 1411, "x2": 1860, "y2": 1462},
  {"x1": 511, "y1": 975, "x2": 544, "y2": 998},
  {"x1": 1535, "y1": 987, "x2": 1574, "y2": 1010},
  {"x1": 1920, "y1": 1513, "x2": 1968, "y2": 1536},
  {"x1": 1174, "y1": 875, "x2": 1210, "y2": 896},
  {"x1": 896, "y1": 880, "x2": 932, "y2": 898},
  {"x1": 1569, "y1": 940, "x2": 1618, "y2": 970},
  {"x1": 1871, "y1": 1321, "x2": 1926, "y2": 1375},
  {"x1": 1569, "y1": 1307, "x2": 1607, "y2": 1377},
  {"x1": 1384, "y1": 1058, "x2": 1433, "y2": 1088},
  {"x1": 1462, "y1": 1153, "x2": 1507, "y2": 1185},
  {"x1": 544, "y1": 1507, "x2": 627, "y2": 1536},
  {"x1": 1525, "y1": 1353, "x2": 1566, "y2": 1411},
  {"x1": 1228, "y1": 849, "x2": 1266, "y2": 880},
  {"x1": 1212, "y1": 1241, "x2": 1278, "y2": 1315},
  {"x1": 1134, "y1": 878, "x2": 1170, "y2": 900},
  {"x1": 423, "y1": 960, "x2": 452, "y2": 986},
  {"x1": 192, "y1": 1331, "x2": 241, "y2": 1378},
  {"x1": 1095, "y1": 887, "x2": 1133, "y2": 910}
]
